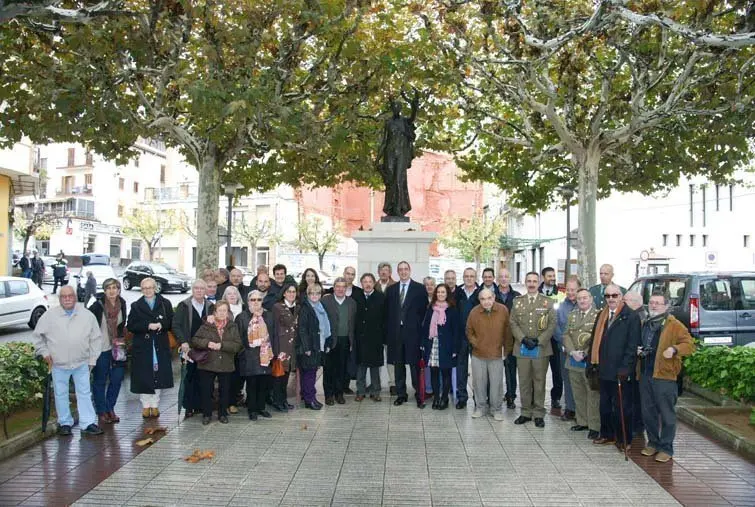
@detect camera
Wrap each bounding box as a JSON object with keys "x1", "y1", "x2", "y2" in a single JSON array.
[{"x1": 638, "y1": 346, "x2": 655, "y2": 358}]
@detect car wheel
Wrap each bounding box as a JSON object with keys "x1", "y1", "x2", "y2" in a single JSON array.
[
  {"x1": 123, "y1": 277, "x2": 132, "y2": 290},
  {"x1": 28, "y1": 306, "x2": 47, "y2": 329},
  {"x1": 155, "y1": 281, "x2": 163, "y2": 294}
]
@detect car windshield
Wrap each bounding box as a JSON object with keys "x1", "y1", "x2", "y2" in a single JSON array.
[{"x1": 151, "y1": 264, "x2": 176, "y2": 274}]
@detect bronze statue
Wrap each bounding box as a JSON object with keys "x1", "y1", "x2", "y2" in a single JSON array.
[{"x1": 376, "y1": 91, "x2": 419, "y2": 220}]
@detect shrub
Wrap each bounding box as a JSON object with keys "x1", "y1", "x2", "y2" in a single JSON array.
[
  {"x1": 0, "y1": 342, "x2": 47, "y2": 438},
  {"x1": 684, "y1": 346, "x2": 755, "y2": 403}
]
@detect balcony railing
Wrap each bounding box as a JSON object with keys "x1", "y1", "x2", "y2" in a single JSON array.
[
  {"x1": 56, "y1": 185, "x2": 93, "y2": 196},
  {"x1": 144, "y1": 184, "x2": 197, "y2": 202}
]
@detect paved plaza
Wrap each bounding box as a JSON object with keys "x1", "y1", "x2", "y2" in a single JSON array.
[{"x1": 0, "y1": 369, "x2": 753, "y2": 507}]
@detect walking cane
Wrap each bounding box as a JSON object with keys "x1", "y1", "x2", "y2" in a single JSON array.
[{"x1": 616, "y1": 375, "x2": 629, "y2": 462}]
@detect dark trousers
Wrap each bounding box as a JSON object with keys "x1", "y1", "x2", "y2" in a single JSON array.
[
  {"x1": 430, "y1": 367, "x2": 451, "y2": 401},
  {"x1": 32, "y1": 271, "x2": 43, "y2": 288},
  {"x1": 599, "y1": 379, "x2": 633, "y2": 444},
  {"x1": 549, "y1": 338, "x2": 563, "y2": 402},
  {"x1": 630, "y1": 378, "x2": 644, "y2": 435},
  {"x1": 640, "y1": 376, "x2": 678, "y2": 455},
  {"x1": 456, "y1": 342, "x2": 470, "y2": 402},
  {"x1": 52, "y1": 276, "x2": 66, "y2": 294},
  {"x1": 245, "y1": 375, "x2": 271, "y2": 415},
  {"x1": 230, "y1": 356, "x2": 246, "y2": 405},
  {"x1": 504, "y1": 354, "x2": 517, "y2": 401},
  {"x1": 181, "y1": 361, "x2": 202, "y2": 412},
  {"x1": 323, "y1": 336, "x2": 348, "y2": 397},
  {"x1": 272, "y1": 372, "x2": 290, "y2": 406},
  {"x1": 199, "y1": 370, "x2": 231, "y2": 418}
]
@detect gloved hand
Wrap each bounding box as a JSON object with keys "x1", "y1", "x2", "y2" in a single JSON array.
[{"x1": 523, "y1": 338, "x2": 537, "y2": 350}]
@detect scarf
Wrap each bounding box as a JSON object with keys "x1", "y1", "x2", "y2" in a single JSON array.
[
  {"x1": 249, "y1": 312, "x2": 273, "y2": 366},
  {"x1": 429, "y1": 302, "x2": 448, "y2": 339},
  {"x1": 104, "y1": 298, "x2": 121, "y2": 344},
  {"x1": 643, "y1": 312, "x2": 667, "y2": 348},
  {"x1": 311, "y1": 300, "x2": 331, "y2": 352},
  {"x1": 214, "y1": 318, "x2": 227, "y2": 339},
  {"x1": 590, "y1": 303, "x2": 624, "y2": 365}
]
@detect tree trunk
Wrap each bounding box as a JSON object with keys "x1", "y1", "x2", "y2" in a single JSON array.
[
  {"x1": 577, "y1": 148, "x2": 600, "y2": 288},
  {"x1": 22, "y1": 233, "x2": 30, "y2": 255},
  {"x1": 147, "y1": 243, "x2": 154, "y2": 261},
  {"x1": 318, "y1": 252, "x2": 325, "y2": 270},
  {"x1": 251, "y1": 241, "x2": 257, "y2": 271},
  {"x1": 195, "y1": 147, "x2": 221, "y2": 277}
]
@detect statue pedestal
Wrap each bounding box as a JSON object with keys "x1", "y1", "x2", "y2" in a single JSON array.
[{"x1": 352, "y1": 221, "x2": 437, "y2": 280}]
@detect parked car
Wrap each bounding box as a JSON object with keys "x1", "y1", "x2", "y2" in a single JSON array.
[
  {"x1": 81, "y1": 253, "x2": 111, "y2": 266},
  {"x1": 42, "y1": 256, "x2": 70, "y2": 285},
  {"x1": 627, "y1": 272, "x2": 755, "y2": 347},
  {"x1": 0, "y1": 276, "x2": 49, "y2": 329},
  {"x1": 233, "y1": 266, "x2": 255, "y2": 286},
  {"x1": 122, "y1": 262, "x2": 191, "y2": 293},
  {"x1": 70, "y1": 264, "x2": 118, "y2": 303}
]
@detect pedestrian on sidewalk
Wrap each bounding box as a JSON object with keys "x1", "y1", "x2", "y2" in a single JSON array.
[
  {"x1": 31, "y1": 250, "x2": 45, "y2": 288},
  {"x1": 236, "y1": 291, "x2": 275, "y2": 421},
  {"x1": 589, "y1": 283, "x2": 641, "y2": 451},
  {"x1": 422, "y1": 283, "x2": 460, "y2": 410},
  {"x1": 270, "y1": 283, "x2": 298, "y2": 412},
  {"x1": 19, "y1": 250, "x2": 32, "y2": 278},
  {"x1": 84, "y1": 271, "x2": 97, "y2": 305},
  {"x1": 192, "y1": 300, "x2": 243, "y2": 425},
  {"x1": 510, "y1": 272, "x2": 556, "y2": 427},
  {"x1": 127, "y1": 277, "x2": 175, "y2": 419},
  {"x1": 466, "y1": 288, "x2": 512, "y2": 420},
  {"x1": 563, "y1": 288, "x2": 601, "y2": 439},
  {"x1": 89, "y1": 279, "x2": 128, "y2": 426},
  {"x1": 51, "y1": 253, "x2": 68, "y2": 294},
  {"x1": 637, "y1": 291, "x2": 695, "y2": 463},
  {"x1": 354, "y1": 273, "x2": 385, "y2": 402},
  {"x1": 34, "y1": 286, "x2": 103, "y2": 437},
  {"x1": 297, "y1": 282, "x2": 328, "y2": 410}
]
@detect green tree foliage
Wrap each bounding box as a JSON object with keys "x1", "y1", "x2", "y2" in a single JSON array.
[
  {"x1": 122, "y1": 208, "x2": 177, "y2": 261},
  {"x1": 294, "y1": 216, "x2": 342, "y2": 270},
  {"x1": 439, "y1": 213, "x2": 505, "y2": 274},
  {"x1": 422, "y1": 0, "x2": 755, "y2": 285},
  {"x1": 0, "y1": 342, "x2": 47, "y2": 438}
]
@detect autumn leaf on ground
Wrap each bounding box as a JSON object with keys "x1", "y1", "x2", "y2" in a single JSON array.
[
  {"x1": 301, "y1": 424, "x2": 308, "y2": 431},
  {"x1": 144, "y1": 427, "x2": 167, "y2": 435},
  {"x1": 136, "y1": 438, "x2": 154, "y2": 447},
  {"x1": 182, "y1": 449, "x2": 215, "y2": 463}
]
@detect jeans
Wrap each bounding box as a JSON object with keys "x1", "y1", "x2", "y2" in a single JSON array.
[
  {"x1": 640, "y1": 376, "x2": 678, "y2": 455},
  {"x1": 300, "y1": 368, "x2": 318, "y2": 403},
  {"x1": 52, "y1": 276, "x2": 66, "y2": 294},
  {"x1": 471, "y1": 355, "x2": 504, "y2": 413},
  {"x1": 504, "y1": 354, "x2": 517, "y2": 401},
  {"x1": 599, "y1": 379, "x2": 633, "y2": 444},
  {"x1": 323, "y1": 337, "x2": 348, "y2": 397},
  {"x1": 357, "y1": 365, "x2": 381, "y2": 395},
  {"x1": 456, "y1": 341, "x2": 470, "y2": 403},
  {"x1": 200, "y1": 370, "x2": 230, "y2": 418},
  {"x1": 91, "y1": 351, "x2": 125, "y2": 415},
  {"x1": 246, "y1": 375, "x2": 271, "y2": 415},
  {"x1": 52, "y1": 363, "x2": 96, "y2": 428},
  {"x1": 22, "y1": 269, "x2": 32, "y2": 279},
  {"x1": 549, "y1": 338, "x2": 563, "y2": 403}
]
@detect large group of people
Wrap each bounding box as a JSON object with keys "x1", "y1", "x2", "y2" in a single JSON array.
[{"x1": 33, "y1": 260, "x2": 694, "y2": 462}]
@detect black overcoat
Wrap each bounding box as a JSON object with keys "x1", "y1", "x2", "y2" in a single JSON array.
[
  {"x1": 296, "y1": 298, "x2": 325, "y2": 370},
  {"x1": 592, "y1": 305, "x2": 641, "y2": 381},
  {"x1": 127, "y1": 295, "x2": 175, "y2": 394},
  {"x1": 236, "y1": 309, "x2": 276, "y2": 377},
  {"x1": 355, "y1": 290, "x2": 386, "y2": 367}
]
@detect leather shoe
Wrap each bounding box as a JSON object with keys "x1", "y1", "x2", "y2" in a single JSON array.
[
  {"x1": 593, "y1": 437, "x2": 616, "y2": 445},
  {"x1": 335, "y1": 394, "x2": 346, "y2": 405},
  {"x1": 305, "y1": 402, "x2": 321, "y2": 410},
  {"x1": 432, "y1": 399, "x2": 440, "y2": 410},
  {"x1": 372, "y1": 395, "x2": 382, "y2": 402},
  {"x1": 258, "y1": 410, "x2": 272, "y2": 418},
  {"x1": 343, "y1": 387, "x2": 355, "y2": 395},
  {"x1": 109, "y1": 411, "x2": 120, "y2": 423},
  {"x1": 439, "y1": 399, "x2": 449, "y2": 410},
  {"x1": 286, "y1": 403, "x2": 295, "y2": 410},
  {"x1": 506, "y1": 398, "x2": 516, "y2": 409},
  {"x1": 416, "y1": 399, "x2": 426, "y2": 409},
  {"x1": 588, "y1": 430, "x2": 599, "y2": 440},
  {"x1": 355, "y1": 395, "x2": 365, "y2": 402},
  {"x1": 551, "y1": 399, "x2": 562, "y2": 409},
  {"x1": 390, "y1": 386, "x2": 397, "y2": 396},
  {"x1": 325, "y1": 396, "x2": 335, "y2": 406},
  {"x1": 202, "y1": 416, "x2": 211, "y2": 425},
  {"x1": 534, "y1": 418, "x2": 545, "y2": 428},
  {"x1": 560, "y1": 410, "x2": 575, "y2": 421},
  {"x1": 393, "y1": 396, "x2": 407, "y2": 406},
  {"x1": 570, "y1": 425, "x2": 588, "y2": 432},
  {"x1": 455, "y1": 400, "x2": 467, "y2": 409},
  {"x1": 514, "y1": 416, "x2": 532, "y2": 425},
  {"x1": 249, "y1": 413, "x2": 258, "y2": 421},
  {"x1": 218, "y1": 415, "x2": 228, "y2": 424},
  {"x1": 57, "y1": 425, "x2": 72, "y2": 436}
]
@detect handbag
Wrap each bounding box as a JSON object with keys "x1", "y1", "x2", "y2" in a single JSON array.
[
  {"x1": 271, "y1": 358, "x2": 285, "y2": 377},
  {"x1": 111, "y1": 337, "x2": 127, "y2": 363},
  {"x1": 188, "y1": 348, "x2": 209, "y2": 364},
  {"x1": 585, "y1": 363, "x2": 601, "y2": 391},
  {"x1": 167, "y1": 330, "x2": 178, "y2": 351}
]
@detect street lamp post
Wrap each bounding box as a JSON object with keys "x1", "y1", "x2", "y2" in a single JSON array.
[
  {"x1": 560, "y1": 186, "x2": 575, "y2": 282},
  {"x1": 222, "y1": 183, "x2": 243, "y2": 268}
]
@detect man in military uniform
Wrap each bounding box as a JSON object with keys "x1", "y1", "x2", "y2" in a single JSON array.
[
  {"x1": 563, "y1": 288, "x2": 601, "y2": 439},
  {"x1": 510, "y1": 271, "x2": 556, "y2": 427}
]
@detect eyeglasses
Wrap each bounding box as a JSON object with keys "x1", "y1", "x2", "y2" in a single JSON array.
[
  {"x1": 249, "y1": 298, "x2": 263, "y2": 302},
  {"x1": 308, "y1": 292, "x2": 321, "y2": 297},
  {"x1": 604, "y1": 293, "x2": 621, "y2": 298}
]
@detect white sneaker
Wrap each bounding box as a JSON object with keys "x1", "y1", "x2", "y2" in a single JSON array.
[
  {"x1": 472, "y1": 408, "x2": 484, "y2": 418},
  {"x1": 493, "y1": 411, "x2": 505, "y2": 421}
]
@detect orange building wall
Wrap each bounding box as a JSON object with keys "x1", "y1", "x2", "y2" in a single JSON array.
[{"x1": 298, "y1": 152, "x2": 484, "y2": 252}]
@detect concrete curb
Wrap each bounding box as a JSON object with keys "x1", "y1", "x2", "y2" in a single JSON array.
[
  {"x1": 0, "y1": 425, "x2": 56, "y2": 462},
  {"x1": 683, "y1": 379, "x2": 745, "y2": 408},
  {"x1": 678, "y1": 406, "x2": 755, "y2": 462}
]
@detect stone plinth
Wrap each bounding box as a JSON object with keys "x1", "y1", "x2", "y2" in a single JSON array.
[{"x1": 352, "y1": 221, "x2": 437, "y2": 279}]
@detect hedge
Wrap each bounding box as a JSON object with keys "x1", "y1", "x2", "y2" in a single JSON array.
[
  {"x1": 0, "y1": 342, "x2": 47, "y2": 438},
  {"x1": 684, "y1": 346, "x2": 755, "y2": 404}
]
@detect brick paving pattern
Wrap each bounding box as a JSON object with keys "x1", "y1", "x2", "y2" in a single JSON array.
[{"x1": 0, "y1": 369, "x2": 752, "y2": 506}]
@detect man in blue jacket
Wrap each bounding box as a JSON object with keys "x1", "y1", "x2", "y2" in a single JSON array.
[
  {"x1": 453, "y1": 267, "x2": 479, "y2": 409},
  {"x1": 555, "y1": 277, "x2": 580, "y2": 420}
]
